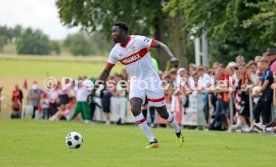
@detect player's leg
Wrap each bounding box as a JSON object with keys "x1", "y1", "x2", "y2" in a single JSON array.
[
  {"x1": 155, "y1": 106, "x2": 180, "y2": 135},
  {"x1": 146, "y1": 79, "x2": 184, "y2": 146},
  {"x1": 130, "y1": 97, "x2": 159, "y2": 148}
]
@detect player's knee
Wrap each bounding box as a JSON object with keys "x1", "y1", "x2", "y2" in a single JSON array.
[{"x1": 130, "y1": 98, "x2": 143, "y2": 116}]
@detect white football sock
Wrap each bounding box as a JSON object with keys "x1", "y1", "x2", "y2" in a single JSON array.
[
  {"x1": 134, "y1": 112, "x2": 155, "y2": 142},
  {"x1": 167, "y1": 112, "x2": 181, "y2": 134}
]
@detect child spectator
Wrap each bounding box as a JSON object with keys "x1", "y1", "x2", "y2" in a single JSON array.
[
  {"x1": 11, "y1": 84, "x2": 23, "y2": 119},
  {"x1": 40, "y1": 92, "x2": 49, "y2": 119},
  {"x1": 251, "y1": 58, "x2": 274, "y2": 124},
  {"x1": 100, "y1": 85, "x2": 113, "y2": 125},
  {"x1": 69, "y1": 80, "x2": 92, "y2": 124},
  {"x1": 50, "y1": 104, "x2": 72, "y2": 121},
  {"x1": 27, "y1": 84, "x2": 43, "y2": 119}
]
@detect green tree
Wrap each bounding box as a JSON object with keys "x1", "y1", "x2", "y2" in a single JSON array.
[
  {"x1": 56, "y1": 0, "x2": 188, "y2": 69},
  {"x1": 0, "y1": 26, "x2": 9, "y2": 50},
  {"x1": 10, "y1": 25, "x2": 23, "y2": 42},
  {"x1": 64, "y1": 32, "x2": 95, "y2": 56},
  {"x1": 50, "y1": 41, "x2": 61, "y2": 55},
  {"x1": 165, "y1": 0, "x2": 276, "y2": 64},
  {"x1": 16, "y1": 28, "x2": 52, "y2": 55}
]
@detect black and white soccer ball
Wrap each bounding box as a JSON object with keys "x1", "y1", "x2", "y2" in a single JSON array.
[{"x1": 65, "y1": 132, "x2": 83, "y2": 149}]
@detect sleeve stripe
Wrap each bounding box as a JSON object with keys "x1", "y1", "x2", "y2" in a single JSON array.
[
  {"x1": 150, "y1": 39, "x2": 155, "y2": 48},
  {"x1": 106, "y1": 62, "x2": 115, "y2": 67}
]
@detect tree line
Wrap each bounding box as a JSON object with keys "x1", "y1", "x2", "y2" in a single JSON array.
[
  {"x1": 0, "y1": 25, "x2": 111, "y2": 56},
  {"x1": 56, "y1": 0, "x2": 276, "y2": 68}
]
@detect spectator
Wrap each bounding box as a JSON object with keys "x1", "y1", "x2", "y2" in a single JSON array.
[
  {"x1": 11, "y1": 84, "x2": 23, "y2": 119},
  {"x1": 189, "y1": 63, "x2": 197, "y2": 76},
  {"x1": 48, "y1": 84, "x2": 60, "y2": 117},
  {"x1": 251, "y1": 118, "x2": 276, "y2": 133},
  {"x1": 50, "y1": 104, "x2": 72, "y2": 121},
  {"x1": 246, "y1": 61, "x2": 259, "y2": 83},
  {"x1": 236, "y1": 55, "x2": 245, "y2": 66},
  {"x1": 255, "y1": 56, "x2": 262, "y2": 63},
  {"x1": 12, "y1": 84, "x2": 23, "y2": 103},
  {"x1": 40, "y1": 92, "x2": 49, "y2": 119},
  {"x1": 11, "y1": 98, "x2": 21, "y2": 119},
  {"x1": 263, "y1": 48, "x2": 276, "y2": 73},
  {"x1": 27, "y1": 84, "x2": 43, "y2": 119},
  {"x1": 114, "y1": 75, "x2": 128, "y2": 125},
  {"x1": 197, "y1": 66, "x2": 212, "y2": 123},
  {"x1": 231, "y1": 69, "x2": 250, "y2": 131},
  {"x1": 100, "y1": 85, "x2": 113, "y2": 125},
  {"x1": 69, "y1": 80, "x2": 92, "y2": 124},
  {"x1": 251, "y1": 58, "x2": 274, "y2": 124}
]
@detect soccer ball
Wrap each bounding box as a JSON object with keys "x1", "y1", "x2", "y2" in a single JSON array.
[{"x1": 65, "y1": 132, "x2": 83, "y2": 149}]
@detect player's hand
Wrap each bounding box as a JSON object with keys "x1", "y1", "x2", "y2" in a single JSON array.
[
  {"x1": 170, "y1": 57, "x2": 178, "y2": 68},
  {"x1": 87, "y1": 93, "x2": 94, "y2": 104}
]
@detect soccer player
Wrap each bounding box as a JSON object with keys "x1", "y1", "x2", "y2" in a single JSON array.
[{"x1": 90, "y1": 22, "x2": 184, "y2": 148}]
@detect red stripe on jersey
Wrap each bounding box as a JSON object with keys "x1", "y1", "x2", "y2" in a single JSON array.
[
  {"x1": 136, "y1": 118, "x2": 146, "y2": 125},
  {"x1": 106, "y1": 62, "x2": 115, "y2": 67},
  {"x1": 150, "y1": 39, "x2": 155, "y2": 48},
  {"x1": 119, "y1": 48, "x2": 149, "y2": 65},
  {"x1": 147, "y1": 97, "x2": 165, "y2": 102}
]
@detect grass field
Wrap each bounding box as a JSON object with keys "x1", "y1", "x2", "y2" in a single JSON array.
[
  {"x1": 0, "y1": 55, "x2": 123, "y2": 119},
  {"x1": 0, "y1": 120, "x2": 276, "y2": 167},
  {"x1": 0, "y1": 55, "x2": 123, "y2": 77}
]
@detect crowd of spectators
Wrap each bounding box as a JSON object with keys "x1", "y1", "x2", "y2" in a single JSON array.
[{"x1": 9, "y1": 48, "x2": 276, "y2": 134}]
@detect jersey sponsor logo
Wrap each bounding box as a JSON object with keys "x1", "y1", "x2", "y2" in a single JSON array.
[{"x1": 119, "y1": 48, "x2": 148, "y2": 65}]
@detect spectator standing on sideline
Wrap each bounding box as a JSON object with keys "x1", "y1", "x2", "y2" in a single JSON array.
[
  {"x1": 11, "y1": 84, "x2": 23, "y2": 119},
  {"x1": 69, "y1": 80, "x2": 92, "y2": 123},
  {"x1": 263, "y1": 48, "x2": 276, "y2": 73},
  {"x1": 251, "y1": 58, "x2": 274, "y2": 124},
  {"x1": 236, "y1": 55, "x2": 245, "y2": 66},
  {"x1": 12, "y1": 84, "x2": 23, "y2": 103},
  {"x1": 40, "y1": 92, "x2": 49, "y2": 119},
  {"x1": 48, "y1": 85, "x2": 60, "y2": 117},
  {"x1": 27, "y1": 83, "x2": 43, "y2": 119},
  {"x1": 100, "y1": 85, "x2": 113, "y2": 125}
]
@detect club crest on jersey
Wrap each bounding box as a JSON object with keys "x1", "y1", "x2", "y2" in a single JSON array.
[{"x1": 131, "y1": 46, "x2": 136, "y2": 53}]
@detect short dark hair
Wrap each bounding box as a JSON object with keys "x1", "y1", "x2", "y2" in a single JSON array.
[{"x1": 114, "y1": 22, "x2": 128, "y2": 33}]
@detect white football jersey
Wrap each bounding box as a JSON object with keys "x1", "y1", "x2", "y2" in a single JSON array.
[{"x1": 107, "y1": 35, "x2": 159, "y2": 80}]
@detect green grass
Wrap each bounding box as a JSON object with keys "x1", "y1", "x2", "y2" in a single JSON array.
[
  {"x1": 0, "y1": 120, "x2": 276, "y2": 167},
  {"x1": 0, "y1": 58, "x2": 123, "y2": 77}
]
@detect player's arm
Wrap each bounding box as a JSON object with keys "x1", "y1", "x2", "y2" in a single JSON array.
[
  {"x1": 87, "y1": 65, "x2": 113, "y2": 104},
  {"x1": 97, "y1": 65, "x2": 113, "y2": 86},
  {"x1": 151, "y1": 40, "x2": 178, "y2": 68},
  {"x1": 252, "y1": 80, "x2": 269, "y2": 97}
]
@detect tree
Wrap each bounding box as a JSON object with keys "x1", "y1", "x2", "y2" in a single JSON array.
[
  {"x1": 164, "y1": 0, "x2": 276, "y2": 64},
  {"x1": 50, "y1": 41, "x2": 61, "y2": 55},
  {"x1": 56, "y1": 0, "x2": 188, "y2": 69},
  {"x1": 64, "y1": 31, "x2": 111, "y2": 56},
  {"x1": 16, "y1": 28, "x2": 52, "y2": 55},
  {"x1": 64, "y1": 32, "x2": 94, "y2": 56},
  {"x1": 10, "y1": 25, "x2": 23, "y2": 42},
  {"x1": 0, "y1": 26, "x2": 9, "y2": 50}
]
